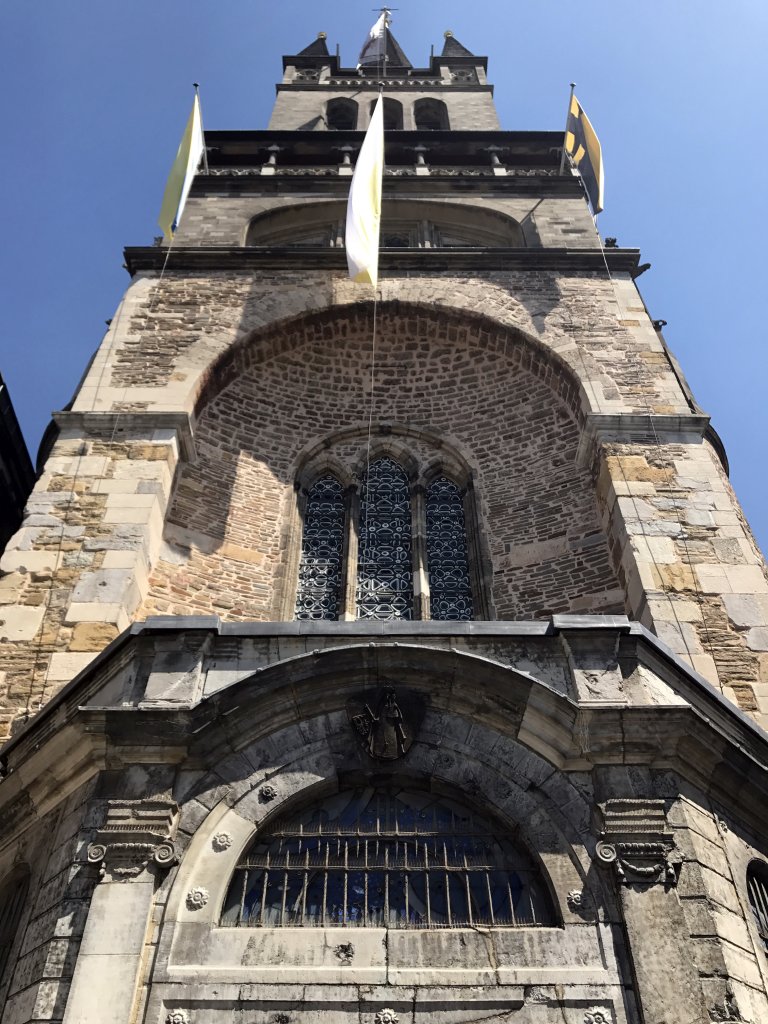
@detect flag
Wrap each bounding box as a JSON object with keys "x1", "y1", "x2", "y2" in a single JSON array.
[
  {"x1": 563, "y1": 95, "x2": 604, "y2": 214},
  {"x1": 357, "y1": 10, "x2": 390, "y2": 69},
  {"x1": 346, "y1": 95, "x2": 385, "y2": 288},
  {"x1": 157, "y1": 95, "x2": 205, "y2": 243}
]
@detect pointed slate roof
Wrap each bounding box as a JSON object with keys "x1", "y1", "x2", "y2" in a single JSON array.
[
  {"x1": 382, "y1": 28, "x2": 412, "y2": 68},
  {"x1": 297, "y1": 33, "x2": 329, "y2": 57},
  {"x1": 441, "y1": 31, "x2": 475, "y2": 57}
]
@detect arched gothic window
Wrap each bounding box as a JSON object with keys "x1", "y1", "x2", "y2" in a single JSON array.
[
  {"x1": 327, "y1": 98, "x2": 358, "y2": 130},
  {"x1": 356, "y1": 457, "x2": 414, "y2": 620},
  {"x1": 747, "y1": 860, "x2": 768, "y2": 952},
  {"x1": 293, "y1": 455, "x2": 480, "y2": 622},
  {"x1": 220, "y1": 786, "x2": 556, "y2": 929},
  {"x1": 294, "y1": 476, "x2": 346, "y2": 621},
  {"x1": 426, "y1": 477, "x2": 473, "y2": 620},
  {"x1": 414, "y1": 98, "x2": 450, "y2": 131},
  {"x1": 370, "y1": 98, "x2": 403, "y2": 131},
  {"x1": 0, "y1": 866, "x2": 30, "y2": 1013}
]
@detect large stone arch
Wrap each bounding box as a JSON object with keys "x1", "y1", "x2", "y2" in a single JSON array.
[
  {"x1": 142, "y1": 648, "x2": 630, "y2": 1022},
  {"x1": 139, "y1": 302, "x2": 623, "y2": 622}
]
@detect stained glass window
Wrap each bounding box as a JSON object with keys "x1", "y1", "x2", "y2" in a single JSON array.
[
  {"x1": 221, "y1": 787, "x2": 556, "y2": 929},
  {"x1": 294, "y1": 476, "x2": 346, "y2": 621},
  {"x1": 356, "y1": 458, "x2": 413, "y2": 620},
  {"x1": 426, "y1": 477, "x2": 473, "y2": 620}
]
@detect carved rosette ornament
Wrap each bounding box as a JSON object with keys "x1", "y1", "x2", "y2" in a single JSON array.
[
  {"x1": 212, "y1": 832, "x2": 233, "y2": 852},
  {"x1": 259, "y1": 784, "x2": 278, "y2": 804},
  {"x1": 165, "y1": 1012, "x2": 190, "y2": 1024},
  {"x1": 186, "y1": 887, "x2": 209, "y2": 911},
  {"x1": 374, "y1": 1011, "x2": 399, "y2": 1024},
  {"x1": 86, "y1": 799, "x2": 178, "y2": 880},
  {"x1": 594, "y1": 799, "x2": 678, "y2": 888},
  {"x1": 584, "y1": 1009, "x2": 612, "y2": 1024},
  {"x1": 566, "y1": 889, "x2": 583, "y2": 909}
]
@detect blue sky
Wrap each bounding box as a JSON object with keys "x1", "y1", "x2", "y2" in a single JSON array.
[{"x1": 1, "y1": 1, "x2": 766, "y2": 554}]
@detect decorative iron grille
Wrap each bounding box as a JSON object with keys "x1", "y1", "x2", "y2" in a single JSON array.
[
  {"x1": 294, "y1": 476, "x2": 346, "y2": 620},
  {"x1": 426, "y1": 477, "x2": 473, "y2": 620},
  {"x1": 356, "y1": 458, "x2": 414, "y2": 620},
  {"x1": 221, "y1": 787, "x2": 555, "y2": 929},
  {"x1": 747, "y1": 861, "x2": 768, "y2": 952}
]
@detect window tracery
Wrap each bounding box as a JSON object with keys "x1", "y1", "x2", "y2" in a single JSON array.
[
  {"x1": 221, "y1": 786, "x2": 555, "y2": 929},
  {"x1": 293, "y1": 452, "x2": 481, "y2": 622},
  {"x1": 356, "y1": 458, "x2": 414, "y2": 620},
  {"x1": 294, "y1": 475, "x2": 346, "y2": 620},
  {"x1": 747, "y1": 860, "x2": 768, "y2": 952},
  {"x1": 426, "y1": 477, "x2": 473, "y2": 620}
]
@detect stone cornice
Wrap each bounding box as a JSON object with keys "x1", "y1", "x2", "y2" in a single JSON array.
[
  {"x1": 188, "y1": 175, "x2": 578, "y2": 197},
  {"x1": 123, "y1": 246, "x2": 641, "y2": 276},
  {"x1": 2, "y1": 617, "x2": 767, "y2": 834},
  {"x1": 53, "y1": 410, "x2": 197, "y2": 462}
]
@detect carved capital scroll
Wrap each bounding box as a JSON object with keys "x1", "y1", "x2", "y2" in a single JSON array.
[
  {"x1": 594, "y1": 799, "x2": 678, "y2": 887},
  {"x1": 87, "y1": 799, "x2": 178, "y2": 880}
]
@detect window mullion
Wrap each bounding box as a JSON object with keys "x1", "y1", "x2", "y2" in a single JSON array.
[
  {"x1": 412, "y1": 483, "x2": 429, "y2": 620},
  {"x1": 340, "y1": 485, "x2": 358, "y2": 621}
]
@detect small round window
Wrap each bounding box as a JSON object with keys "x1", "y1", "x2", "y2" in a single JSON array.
[{"x1": 221, "y1": 786, "x2": 556, "y2": 928}]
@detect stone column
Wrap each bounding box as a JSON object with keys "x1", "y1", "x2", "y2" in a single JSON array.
[
  {"x1": 594, "y1": 798, "x2": 709, "y2": 1024},
  {"x1": 62, "y1": 800, "x2": 177, "y2": 1024}
]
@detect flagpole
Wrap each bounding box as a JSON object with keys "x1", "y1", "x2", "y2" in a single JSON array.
[
  {"x1": 193, "y1": 82, "x2": 210, "y2": 173},
  {"x1": 559, "y1": 82, "x2": 576, "y2": 175}
]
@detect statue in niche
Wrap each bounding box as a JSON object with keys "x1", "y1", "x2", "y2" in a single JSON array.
[{"x1": 347, "y1": 686, "x2": 421, "y2": 761}]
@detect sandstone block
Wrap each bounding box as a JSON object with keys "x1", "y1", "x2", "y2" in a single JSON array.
[
  {"x1": 0, "y1": 550, "x2": 57, "y2": 573},
  {"x1": 0, "y1": 605, "x2": 44, "y2": 641},
  {"x1": 47, "y1": 652, "x2": 97, "y2": 683},
  {"x1": 722, "y1": 594, "x2": 768, "y2": 628},
  {"x1": 746, "y1": 627, "x2": 768, "y2": 652},
  {"x1": 68, "y1": 622, "x2": 120, "y2": 652}
]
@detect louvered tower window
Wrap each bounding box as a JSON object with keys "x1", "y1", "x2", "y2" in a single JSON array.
[
  {"x1": 294, "y1": 475, "x2": 346, "y2": 620},
  {"x1": 221, "y1": 786, "x2": 556, "y2": 929},
  {"x1": 426, "y1": 477, "x2": 473, "y2": 620},
  {"x1": 356, "y1": 457, "x2": 413, "y2": 620},
  {"x1": 747, "y1": 861, "x2": 768, "y2": 952}
]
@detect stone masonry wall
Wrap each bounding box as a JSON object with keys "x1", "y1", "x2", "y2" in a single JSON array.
[
  {"x1": 0, "y1": 778, "x2": 97, "y2": 1024},
  {"x1": 2, "y1": 265, "x2": 767, "y2": 736},
  {"x1": 173, "y1": 193, "x2": 599, "y2": 249},
  {"x1": 268, "y1": 86, "x2": 501, "y2": 131},
  {"x1": 0, "y1": 428, "x2": 181, "y2": 742},
  {"x1": 597, "y1": 441, "x2": 768, "y2": 720},
  {"x1": 139, "y1": 308, "x2": 623, "y2": 621}
]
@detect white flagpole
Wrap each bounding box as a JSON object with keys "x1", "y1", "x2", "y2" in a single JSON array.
[
  {"x1": 559, "y1": 82, "x2": 576, "y2": 175},
  {"x1": 193, "y1": 82, "x2": 209, "y2": 174}
]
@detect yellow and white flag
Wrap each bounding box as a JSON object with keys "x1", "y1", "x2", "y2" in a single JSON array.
[
  {"x1": 346, "y1": 95, "x2": 384, "y2": 288},
  {"x1": 158, "y1": 95, "x2": 205, "y2": 244}
]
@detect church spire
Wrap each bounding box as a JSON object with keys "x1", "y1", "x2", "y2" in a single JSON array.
[{"x1": 441, "y1": 30, "x2": 476, "y2": 58}]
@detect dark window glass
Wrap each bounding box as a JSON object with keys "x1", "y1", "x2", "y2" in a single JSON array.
[
  {"x1": 747, "y1": 861, "x2": 768, "y2": 952},
  {"x1": 295, "y1": 476, "x2": 346, "y2": 620},
  {"x1": 370, "y1": 98, "x2": 403, "y2": 131},
  {"x1": 327, "y1": 99, "x2": 358, "y2": 131},
  {"x1": 426, "y1": 477, "x2": 473, "y2": 621},
  {"x1": 414, "y1": 99, "x2": 449, "y2": 131},
  {"x1": 356, "y1": 458, "x2": 413, "y2": 620},
  {"x1": 221, "y1": 787, "x2": 556, "y2": 929},
  {"x1": 0, "y1": 868, "x2": 30, "y2": 1011}
]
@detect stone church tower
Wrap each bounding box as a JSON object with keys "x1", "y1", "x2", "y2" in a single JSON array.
[{"x1": 1, "y1": 21, "x2": 768, "y2": 1024}]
